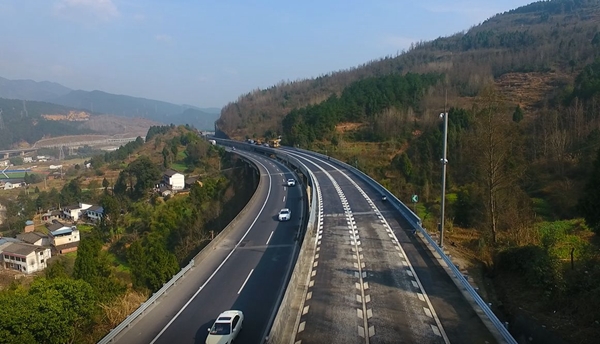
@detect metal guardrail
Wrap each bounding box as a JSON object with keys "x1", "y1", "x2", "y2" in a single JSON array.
[
  {"x1": 314, "y1": 151, "x2": 517, "y2": 344},
  {"x1": 97, "y1": 260, "x2": 195, "y2": 344}
]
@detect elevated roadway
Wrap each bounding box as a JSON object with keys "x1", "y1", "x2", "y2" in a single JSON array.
[
  {"x1": 286, "y1": 149, "x2": 497, "y2": 344},
  {"x1": 112, "y1": 150, "x2": 304, "y2": 344}
]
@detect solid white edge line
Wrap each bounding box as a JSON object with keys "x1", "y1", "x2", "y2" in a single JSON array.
[
  {"x1": 238, "y1": 269, "x2": 254, "y2": 294},
  {"x1": 266, "y1": 231, "x2": 274, "y2": 245},
  {"x1": 149, "y1": 155, "x2": 273, "y2": 344}
]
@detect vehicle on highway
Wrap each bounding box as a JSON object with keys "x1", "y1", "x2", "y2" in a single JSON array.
[
  {"x1": 381, "y1": 195, "x2": 387, "y2": 202},
  {"x1": 278, "y1": 208, "x2": 291, "y2": 221},
  {"x1": 206, "y1": 310, "x2": 244, "y2": 344},
  {"x1": 287, "y1": 178, "x2": 296, "y2": 186}
]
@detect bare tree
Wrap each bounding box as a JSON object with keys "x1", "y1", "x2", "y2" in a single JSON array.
[{"x1": 468, "y1": 86, "x2": 524, "y2": 243}]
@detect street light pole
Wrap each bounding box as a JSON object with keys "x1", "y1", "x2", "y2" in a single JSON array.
[{"x1": 439, "y1": 111, "x2": 449, "y2": 249}]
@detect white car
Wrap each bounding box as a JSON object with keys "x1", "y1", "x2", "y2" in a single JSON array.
[
  {"x1": 287, "y1": 178, "x2": 296, "y2": 186},
  {"x1": 206, "y1": 310, "x2": 244, "y2": 344},
  {"x1": 278, "y1": 208, "x2": 291, "y2": 221}
]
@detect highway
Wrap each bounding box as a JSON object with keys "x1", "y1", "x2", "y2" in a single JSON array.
[
  {"x1": 285, "y1": 149, "x2": 497, "y2": 344},
  {"x1": 113, "y1": 150, "x2": 303, "y2": 344}
]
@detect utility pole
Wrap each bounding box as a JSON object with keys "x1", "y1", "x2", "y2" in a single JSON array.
[{"x1": 439, "y1": 94, "x2": 449, "y2": 249}]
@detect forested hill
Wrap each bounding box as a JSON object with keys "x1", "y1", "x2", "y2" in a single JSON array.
[
  {"x1": 0, "y1": 97, "x2": 96, "y2": 149},
  {"x1": 216, "y1": 0, "x2": 600, "y2": 139}
]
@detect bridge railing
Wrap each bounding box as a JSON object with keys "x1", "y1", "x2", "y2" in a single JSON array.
[{"x1": 97, "y1": 260, "x2": 195, "y2": 344}]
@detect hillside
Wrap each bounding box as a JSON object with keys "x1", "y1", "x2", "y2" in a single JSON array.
[
  {"x1": 0, "y1": 76, "x2": 220, "y2": 131},
  {"x1": 50, "y1": 90, "x2": 219, "y2": 130},
  {"x1": 216, "y1": 0, "x2": 600, "y2": 139}
]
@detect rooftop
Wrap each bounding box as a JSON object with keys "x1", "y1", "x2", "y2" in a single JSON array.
[
  {"x1": 47, "y1": 222, "x2": 68, "y2": 232},
  {"x1": 164, "y1": 169, "x2": 183, "y2": 177},
  {"x1": 16, "y1": 232, "x2": 47, "y2": 244},
  {"x1": 1, "y1": 242, "x2": 42, "y2": 256}
]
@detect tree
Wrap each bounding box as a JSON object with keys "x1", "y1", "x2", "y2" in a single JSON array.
[
  {"x1": 102, "y1": 177, "x2": 110, "y2": 191},
  {"x1": 128, "y1": 234, "x2": 180, "y2": 291},
  {"x1": 0, "y1": 278, "x2": 97, "y2": 344},
  {"x1": 73, "y1": 237, "x2": 125, "y2": 301},
  {"x1": 467, "y1": 87, "x2": 524, "y2": 243},
  {"x1": 512, "y1": 104, "x2": 524, "y2": 123},
  {"x1": 578, "y1": 148, "x2": 600, "y2": 233}
]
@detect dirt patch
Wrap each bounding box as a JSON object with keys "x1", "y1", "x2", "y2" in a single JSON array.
[{"x1": 335, "y1": 122, "x2": 364, "y2": 133}]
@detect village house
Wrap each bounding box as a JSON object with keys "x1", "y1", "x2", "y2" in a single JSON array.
[
  {"x1": 16, "y1": 232, "x2": 50, "y2": 246},
  {"x1": 0, "y1": 242, "x2": 51, "y2": 274},
  {"x1": 163, "y1": 169, "x2": 185, "y2": 190},
  {"x1": 85, "y1": 205, "x2": 104, "y2": 222},
  {"x1": 61, "y1": 203, "x2": 92, "y2": 222},
  {"x1": 41, "y1": 210, "x2": 62, "y2": 223},
  {"x1": 24, "y1": 220, "x2": 35, "y2": 232},
  {"x1": 47, "y1": 221, "x2": 80, "y2": 254}
]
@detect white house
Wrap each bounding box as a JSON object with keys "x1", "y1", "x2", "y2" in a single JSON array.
[
  {"x1": 23, "y1": 157, "x2": 33, "y2": 163},
  {"x1": 86, "y1": 205, "x2": 104, "y2": 222},
  {"x1": 61, "y1": 203, "x2": 92, "y2": 222},
  {"x1": 163, "y1": 169, "x2": 185, "y2": 190},
  {"x1": 0, "y1": 242, "x2": 51, "y2": 274},
  {"x1": 47, "y1": 222, "x2": 80, "y2": 254}
]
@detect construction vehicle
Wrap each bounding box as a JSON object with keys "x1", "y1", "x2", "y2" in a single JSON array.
[{"x1": 268, "y1": 138, "x2": 281, "y2": 148}]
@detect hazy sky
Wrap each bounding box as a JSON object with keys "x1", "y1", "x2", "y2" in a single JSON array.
[{"x1": 0, "y1": 0, "x2": 534, "y2": 108}]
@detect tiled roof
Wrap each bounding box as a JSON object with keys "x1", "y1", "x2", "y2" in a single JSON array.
[
  {"x1": 87, "y1": 205, "x2": 104, "y2": 212},
  {"x1": 16, "y1": 232, "x2": 47, "y2": 244},
  {"x1": 2, "y1": 242, "x2": 39, "y2": 256},
  {"x1": 47, "y1": 222, "x2": 67, "y2": 232},
  {"x1": 164, "y1": 169, "x2": 181, "y2": 177}
]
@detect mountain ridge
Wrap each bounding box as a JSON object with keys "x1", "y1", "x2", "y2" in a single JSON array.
[{"x1": 0, "y1": 76, "x2": 220, "y2": 130}]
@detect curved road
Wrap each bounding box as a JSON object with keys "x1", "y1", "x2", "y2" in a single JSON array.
[
  {"x1": 113, "y1": 150, "x2": 303, "y2": 344},
  {"x1": 285, "y1": 149, "x2": 497, "y2": 344}
]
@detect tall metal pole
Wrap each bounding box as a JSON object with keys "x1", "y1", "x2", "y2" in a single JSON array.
[{"x1": 440, "y1": 111, "x2": 449, "y2": 249}]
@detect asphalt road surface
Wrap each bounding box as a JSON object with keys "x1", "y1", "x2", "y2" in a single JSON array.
[
  {"x1": 113, "y1": 150, "x2": 303, "y2": 344},
  {"x1": 286, "y1": 149, "x2": 497, "y2": 344}
]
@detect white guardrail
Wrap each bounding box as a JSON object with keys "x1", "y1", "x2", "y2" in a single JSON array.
[
  {"x1": 305, "y1": 149, "x2": 517, "y2": 344},
  {"x1": 97, "y1": 260, "x2": 195, "y2": 344}
]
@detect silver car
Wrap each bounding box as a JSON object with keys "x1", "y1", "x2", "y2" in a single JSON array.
[
  {"x1": 206, "y1": 310, "x2": 244, "y2": 344},
  {"x1": 278, "y1": 208, "x2": 291, "y2": 221}
]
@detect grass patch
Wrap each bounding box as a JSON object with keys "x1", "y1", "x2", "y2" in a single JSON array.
[
  {"x1": 0, "y1": 172, "x2": 26, "y2": 179},
  {"x1": 106, "y1": 252, "x2": 131, "y2": 273},
  {"x1": 170, "y1": 162, "x2": 187, "y2": 172},
  {"x1": 64, "y1": 251, "x2": 78, "y2": 259},
  {"x1": 77, "y1": 224, "x2": 94, "y2": 233},
  {"x1": 537, "y1": 219, "x2": 591, "y2": 259}
]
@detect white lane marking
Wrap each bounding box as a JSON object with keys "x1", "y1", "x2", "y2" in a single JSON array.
[
  {"x1": 266, "y1": 231, "x2": 274, "y2": 245},
  {"x1": 283, "y1": 196, "x2": 286, "y2": 202},
  {"x1": 149, "y1": 156, "x2": 273, "y2": 344},
  {"x1": 288, "y1": 149, "x2": 450, "y2": 343},
  {"x1": 238, "y1": 269, "x2": 254, "y2": 294}
]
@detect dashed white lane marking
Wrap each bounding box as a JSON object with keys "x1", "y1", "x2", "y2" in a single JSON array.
[
  {"x1": 431, "y1": 325, "x2": 442, "y2": 336},
  {"x1": 237, "y1": 269, "x2": 254, "y2": 294},
  {"x1": 424, "y1": 307, "x2": 433, "y2": 318},
  {"x1": 283, "y1": 196, "x2": 286, "y2": 202},
  {"x1": 266, "y1": 231, "x2": 274, "y2": 245}
]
